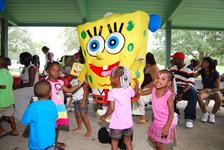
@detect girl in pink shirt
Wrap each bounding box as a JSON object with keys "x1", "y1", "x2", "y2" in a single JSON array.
[
  {"x1": 100, "y1": 66, "x2": 138, "y2": 150},
  {"x1": 47, "y1": 62, "x2": 83, "y2": 149},
  {"x1": 141, "y1": 69, "x2": 176, "y2": 150}
]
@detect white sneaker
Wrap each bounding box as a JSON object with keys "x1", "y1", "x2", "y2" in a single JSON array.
[
  {"x1": 209, "y1": 113, "x2": 215, "y2": 123},
  {"x1": 201, "y1": 112, "x2": 209, "y2": 122},
  {"x1": 186, "y1": 121, "x2": 193, "y2": 129}
]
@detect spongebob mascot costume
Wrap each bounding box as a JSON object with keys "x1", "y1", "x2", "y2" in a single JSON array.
[{"x1": 77, "y1": 11, "x2": 161, "y2": 105}]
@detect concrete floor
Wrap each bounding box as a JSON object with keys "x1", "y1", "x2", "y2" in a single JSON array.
[{"x1": 0, "y1": 101, "x2": 224, "y2": 150}]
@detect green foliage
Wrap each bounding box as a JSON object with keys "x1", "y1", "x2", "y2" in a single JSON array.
[
  {"x1": 152, "y1": 29, "x2": 224, "y2": 65},
  {"x1": 8, "y1": 27, "x2": 42, "y2": 59},
  {"x1": 151, "y1": 30, "x2": 166, "y2": 66},
  {"x1": 60, "y1": 27, "x2": 80, "y2": 52}
]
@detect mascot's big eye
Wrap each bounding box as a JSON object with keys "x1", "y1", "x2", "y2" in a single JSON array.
[
  {"x1": 87, "y1": 36, "x2": 104, "y2": 56},
  {"x1": 105, "y1": 32, "x2": 125, "y2": 54}
]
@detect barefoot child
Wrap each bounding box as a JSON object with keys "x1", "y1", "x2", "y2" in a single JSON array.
[
  {"x1": 21, "y1": 80, "x2": 58, "y2": 150},
  {"x1": 47, "y1": 62, "x2": 83, "y2": 149},
  {"x1": 100, "y1": 66, "x2": 138, "y2": 150},
  {"x1": 71, "y1": 72, "x2": 92, "y2": 137},
  {"x1": 141, "y1": 69, "x2": 176, "y2": 150}
]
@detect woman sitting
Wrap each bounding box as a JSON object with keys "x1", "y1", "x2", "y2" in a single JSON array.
[
  {"x1": 14, "y1": 52, "x2": 39, "y2": 121},
  {"x1": 195, "y1": 57, "x2": 221, "y2": 123}
]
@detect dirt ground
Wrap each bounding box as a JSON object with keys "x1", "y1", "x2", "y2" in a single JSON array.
[{"x1": 0, "y1": 101, "x2": 224, "y2": 150}]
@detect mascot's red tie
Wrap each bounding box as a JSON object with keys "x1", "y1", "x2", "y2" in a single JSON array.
[{"x1": 103, "y1": 89, "x2": 109, "y2": 103}]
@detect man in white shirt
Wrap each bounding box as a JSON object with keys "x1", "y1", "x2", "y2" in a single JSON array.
[{"x1": 170, "y1": 52, "x2": 197, "y2": 129}]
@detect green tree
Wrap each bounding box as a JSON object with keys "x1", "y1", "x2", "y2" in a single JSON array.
[
  {"x1": 8, "y1": 27, "x2": 42, "y2": 59},
  {"x1": 151, "y1": 30, "x2": 166, "y2": 66},
  {"x1": 153, "y1": 30, "x2": 224, "y2": 65},
  {"x1": 60, "y1": 27, "x2": 80, "y2": 53}
]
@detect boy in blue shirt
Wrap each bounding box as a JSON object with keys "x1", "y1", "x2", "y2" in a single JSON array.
[{"x1": 21, "y1": 80, "x2": 58, "y2": 150}]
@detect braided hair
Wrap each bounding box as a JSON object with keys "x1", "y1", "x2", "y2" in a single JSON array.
[{"x1": 110, "y1": 66, "x2": 131, "y2": 88}]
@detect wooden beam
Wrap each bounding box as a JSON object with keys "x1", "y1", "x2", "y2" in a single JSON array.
[
  {"x1": 162, "y1": 0, "x2": 185, "y2": 28},
  {"x1": 0, "y1": 11, "x2": 18, "y2": 26},
  {"x1": 76, "y1": 0, "x2": 88, "y2": 23}
]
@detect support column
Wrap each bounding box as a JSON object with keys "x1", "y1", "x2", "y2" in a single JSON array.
[
  {"x1": 165, "y1": 21, "x2": 172, "y2": 69},
  {"x1": 1, "y1": 18, "x2": 8, "y2": 57}
]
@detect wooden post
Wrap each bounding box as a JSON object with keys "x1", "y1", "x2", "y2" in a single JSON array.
[
  {"x1": 165, "y1": 21, "x2": 172, "y2": 68},
  {"x1": 1, "y1": 18, "x2": 8, "y2": 57}
]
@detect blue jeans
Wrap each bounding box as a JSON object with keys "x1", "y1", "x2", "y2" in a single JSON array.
[{"x1": 176, "y1": 86, "x2": 198, "y2": 120}]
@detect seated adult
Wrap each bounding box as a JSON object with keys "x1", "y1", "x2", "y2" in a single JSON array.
[
  {"x1": 32, "y1": 55, "x2": 40, "y2": 72},
  {"x1": 187, "y1": 59, "x2": 199, "y2": 72},
  {"x1": 169, "y1": 52, "x2": 197, "y2": 129},
  {"x1": 132, "y1": 52, "x2": 159, "y2": 123},
  {"x1": 195, "y1": 57, "x2": 221, "y2": 123},
  {"x1": 13, "y1": 52, "x2": 38, "y2": 120},
  {"x1": 19, "y1": 52, "x2": 38, "y2": 88}
]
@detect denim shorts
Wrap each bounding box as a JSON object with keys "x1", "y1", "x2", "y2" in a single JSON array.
[
  {"x1": 110, "y1": 128, "x2": 133, "y2": 140},
  {"x1": 74, "y1": 100, "x2": 88, "y2": 113}
]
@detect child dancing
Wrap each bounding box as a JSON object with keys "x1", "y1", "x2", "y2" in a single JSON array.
[
  {"x1": 100, "y1": 66, "x2": 138, "y2": 150},
  {"x1": 71, "y1": 72, "x2": 92, "y2": 137},
  {"x1": 141, "y1": 69, "x2": 176, "y2": 150},
  {"x1": 47, "y1": 62, "x2": 83, "y2": 149}
]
